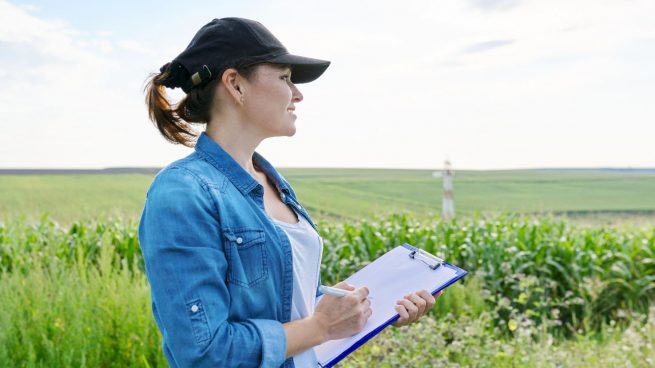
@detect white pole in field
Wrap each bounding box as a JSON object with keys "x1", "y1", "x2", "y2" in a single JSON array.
[{"x1": 442, "y1": 160, "x2": 455, "y2": 220}]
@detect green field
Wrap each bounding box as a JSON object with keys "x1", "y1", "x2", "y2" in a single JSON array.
[
  {"x1": 2, "y1": 214, "x2": 654, "y2": 367},
  {"x1": 1, "y1": 169, "x2": 654, "y2": 224},
  {"x1": 2, "y1": 169, "x2": 655, "y2": 367}
]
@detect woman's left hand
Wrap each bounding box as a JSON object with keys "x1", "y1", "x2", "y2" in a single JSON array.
[{"x1": 391, "y1": 289, "x2": 442, "y2": 327}]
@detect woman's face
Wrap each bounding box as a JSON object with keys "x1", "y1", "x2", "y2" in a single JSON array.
[{"x1": 242, "y1": 64, "x2": 303, "y2": 138}]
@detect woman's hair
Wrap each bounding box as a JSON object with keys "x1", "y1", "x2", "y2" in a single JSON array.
[{"x1": 145, "y1": 65, "x2": 257, "y2": 147}]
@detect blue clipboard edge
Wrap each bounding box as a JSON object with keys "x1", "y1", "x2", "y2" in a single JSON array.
[{"x1": 320, "y1": 243, "x2": 468, "y2": 368}]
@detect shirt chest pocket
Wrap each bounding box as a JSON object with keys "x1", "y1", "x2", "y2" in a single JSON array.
[{"x1": 223, "y1": 228, "x2": 268, "y2": 287}]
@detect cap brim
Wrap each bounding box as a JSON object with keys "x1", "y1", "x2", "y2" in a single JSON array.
[{"x1": 268, "y1": 53, "x2": 330, "y2": 84}]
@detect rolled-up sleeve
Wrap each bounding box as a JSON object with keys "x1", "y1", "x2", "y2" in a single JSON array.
[{"x1": 138, "y1": 167, "x2": 287, "y2": 367}]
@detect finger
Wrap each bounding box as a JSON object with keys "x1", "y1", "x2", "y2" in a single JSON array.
[
  {"x1": 393, "y1": 305, "x2": 409, "y2": 326},
  {"x1": 406, "y1": 293, "x2": 427, "y2": 317},
  {"x1": 417, "y1": 290, "x2": 436, "y2": 310},
  {"x1": 354, "y1": 286, "x2": 370, "y2": 301},
  {"x1": 398, "y1": 299, "x2": 419, "y2": 322},
  {"x1": 396, "y1": 304, "x2": 409, "y2": 320},
  {"x1": 334, "y1": 281, "x2": 356, "y2": 291}
]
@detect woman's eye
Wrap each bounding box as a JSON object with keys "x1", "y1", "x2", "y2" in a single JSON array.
[{"x1": 281, "y1": 75, "x2": 291, "y2": 81}]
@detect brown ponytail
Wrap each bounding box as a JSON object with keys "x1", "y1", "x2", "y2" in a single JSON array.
[
  {"x1": 145, "y1": 71, "x2": 211, "y2": 147},
  {"x1": 145, "y1": 64, "x2": 258, "y2": 147}
]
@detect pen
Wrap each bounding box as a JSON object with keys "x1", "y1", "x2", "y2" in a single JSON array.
[
  {"x1": 319, "y1": 285, "x2": 349, "y2": 297},
  {"x1": 319, "y1": 285, "x2": 373, "y2": 299}
]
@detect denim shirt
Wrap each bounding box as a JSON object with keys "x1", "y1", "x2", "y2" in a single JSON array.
[{"x1": 138, "y1": 132, "x2": 319, "y2": 368}]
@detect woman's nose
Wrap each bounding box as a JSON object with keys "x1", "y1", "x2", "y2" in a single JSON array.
[{"x1": 291, "y1": 83, "x2": 303, "y2": 102}]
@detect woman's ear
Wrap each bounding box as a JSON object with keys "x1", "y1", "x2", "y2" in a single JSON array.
[{"x1": 221, "y1": 68, "x2": 246, "y2": 105}]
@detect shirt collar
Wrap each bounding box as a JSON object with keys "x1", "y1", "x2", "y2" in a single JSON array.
[
  {"x1": 194, "y1": 132, "x2": 291, "y2": 196},
  {"x1": 253, "y1": 151, "x2": 292, "y2": 195}
]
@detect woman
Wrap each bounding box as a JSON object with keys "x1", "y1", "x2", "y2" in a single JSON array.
[{"x1": 139, "y1": 17, "x2": 438, "y2": 368}]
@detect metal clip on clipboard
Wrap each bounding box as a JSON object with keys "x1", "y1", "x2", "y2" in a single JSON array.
[{"x1": 408, "y1": 248, "x2": 444, "y2": 270}]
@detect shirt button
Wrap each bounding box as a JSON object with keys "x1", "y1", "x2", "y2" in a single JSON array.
[
  {"x1": 280, "y1": 193, "x2": 286, "y2": 201},
  {"x1": 236, "y1": 237, "x2": 243, "y2": 244},
  {"x1": 191, "y1": 304, "x2": 199, "y2": 313}
]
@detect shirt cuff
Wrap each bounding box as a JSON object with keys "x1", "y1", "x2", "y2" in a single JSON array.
[{"x1": 250, "y1": 319, "x2": 287, "y2": 368}]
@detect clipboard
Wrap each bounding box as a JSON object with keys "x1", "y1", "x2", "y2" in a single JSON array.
[{"x1": 314, "y1": 243, "x2": 468, "y2": 368}]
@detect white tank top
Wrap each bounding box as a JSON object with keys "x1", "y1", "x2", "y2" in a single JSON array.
[{"x1": 273, "y1": 214, "x2": 323, "y2": 368}]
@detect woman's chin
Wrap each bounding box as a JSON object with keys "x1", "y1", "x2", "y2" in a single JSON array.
[
  {"x1": 285, "y1": 124, "x2": 297, "y2": 137},
  {"x1": 269, "y1": 126, "x2": 296, "y2": 138}
]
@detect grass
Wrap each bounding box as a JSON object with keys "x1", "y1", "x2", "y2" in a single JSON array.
[
  {"x1": 286, "y1": 169, "x2": 655, "y2": 220},
  {"x1": 347, "y1": 306, "x2": 655, "y2": 368},
  {"x1": 0, "y1": 174, "x2": 152, "y2": 224},
  {"x1": 1, "y1": 168, "x2": 654, "y2": 366},
  {"x1": 1, "y1": 214, "x2": 654, "y2": 366},
  {"x1": 0, "y1": 232, "x2": 165, "y2": 367},
  {"x1": 1, "y1": 169, "x2": 654, "y2": 224}
]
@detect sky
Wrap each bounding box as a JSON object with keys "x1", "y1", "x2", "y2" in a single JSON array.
[{"x1": 0, "y1": 0, "x2": 654, "y2": 170}]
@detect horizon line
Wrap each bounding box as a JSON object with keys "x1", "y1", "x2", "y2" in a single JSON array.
[{"x1": 1, "y1": 166, "x2": 654, "y2": 174}]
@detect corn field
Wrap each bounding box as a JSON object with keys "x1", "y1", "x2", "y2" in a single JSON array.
[{"x1": 1, "y1": 213, "x2": 654, "y2": 366}]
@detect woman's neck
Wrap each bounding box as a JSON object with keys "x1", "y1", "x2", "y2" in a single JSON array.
[{"x1": 204, "y1": 119, "x2": 263, "y2": 176}]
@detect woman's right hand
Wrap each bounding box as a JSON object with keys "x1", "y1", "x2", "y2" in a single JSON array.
[{"x1": 311, "y1": 281, "x2": 372, "y2": 341}]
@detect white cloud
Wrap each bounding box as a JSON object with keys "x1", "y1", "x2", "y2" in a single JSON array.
[
  {"x1": 0, "y1": 0, "x2": 653, "y2": 169},
  {"x1": 461, "y1": 40, "x2": 516, "y2": 53},
  {"x1": 117, "y1": 40, "x2": 152, "y2": 54},
  {"x1": 0, "y1": 0, "x2": 188, "y2": 168},
  {"x1": 467, "y1": 0, "x2": 521, "y2": 11},
  {"x1": 17, "y1": 3, "x2": 38, "y2": 12},
  {"x1": 255, "y1": 0, "x2": 655, "y2": 169}
]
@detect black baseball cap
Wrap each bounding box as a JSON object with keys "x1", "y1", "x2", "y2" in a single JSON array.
[{"x1": 159, "y1": 17, "x2": 331, "y2": 93}]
